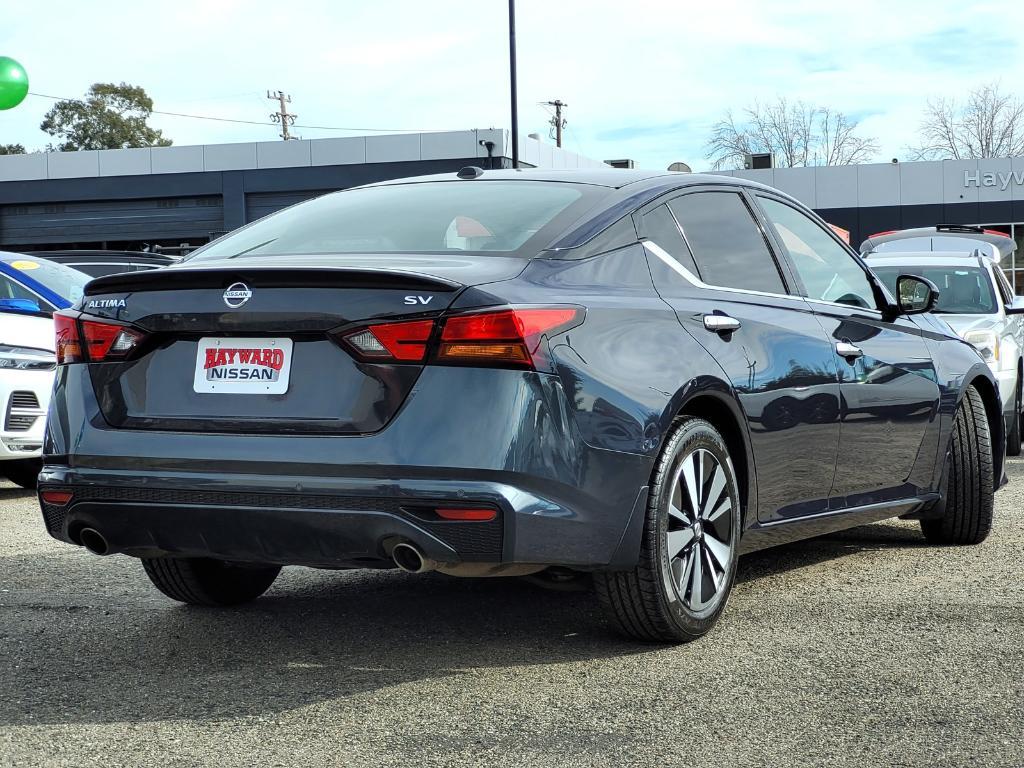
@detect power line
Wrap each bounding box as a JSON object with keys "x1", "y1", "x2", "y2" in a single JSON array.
[{"x1": 25, "y1": 91, "x2": 446, "y2": 133}]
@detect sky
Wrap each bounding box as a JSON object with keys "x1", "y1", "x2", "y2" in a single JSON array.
[{"x1": 1, "y1": 0, "x2": 1022, "y2": 170}]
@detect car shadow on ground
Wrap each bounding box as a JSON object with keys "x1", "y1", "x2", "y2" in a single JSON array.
[{"x1": 0, "y1": 516, "x2": 934, "y2": 727}]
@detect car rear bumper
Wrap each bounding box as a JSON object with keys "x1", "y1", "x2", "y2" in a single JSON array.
[{"x1": 41, "y1": 366, "x2": 654, "y2": 569}]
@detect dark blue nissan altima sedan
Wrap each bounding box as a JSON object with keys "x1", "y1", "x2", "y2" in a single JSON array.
[{"x1": 39, "y1": 168, "x2": 1002, "y2": 642}]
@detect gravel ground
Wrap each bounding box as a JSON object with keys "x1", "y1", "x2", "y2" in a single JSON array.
[{"x1": 0, "y1": 463, "x2": 1022, "y2": 768}]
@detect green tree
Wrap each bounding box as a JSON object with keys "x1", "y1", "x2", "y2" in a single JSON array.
[
  {"x1": 0, "y1": 143, "x2": 26, "y2": 155},
  {"x1": 40, "y1": 83, "x2": 172, "y2": 151}
]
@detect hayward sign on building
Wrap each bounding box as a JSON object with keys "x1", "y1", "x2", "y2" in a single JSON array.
[
  {"x1": 963, "y1": 169, "x2": 1024, "y2": 190},
  {"x1": 713, "y1": 155, "x2": 1024, "y2": 291}
]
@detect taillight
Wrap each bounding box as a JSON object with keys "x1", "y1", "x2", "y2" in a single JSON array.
[
  {"x1": 334, "y1": 306, "x2": 583, "y2": 370},
  {"x1": 437, "y1": 307, "x2": 583, "y2": 369},
  {"x1": 54, "y1": 312, "x2": 147, "y2": 365},
  {"x1": 54, "y1": 311, "x2": 82, "y2": 365},
  {"x1": 342, "y1": 318, "x2": 434, "y2": 362}
]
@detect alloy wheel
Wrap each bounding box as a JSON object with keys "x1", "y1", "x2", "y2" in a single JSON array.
[{"x1": 665, "y1": 448, "x2": 735, "y2": 613}]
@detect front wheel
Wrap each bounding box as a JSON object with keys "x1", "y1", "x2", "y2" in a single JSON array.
[
  {"x1": 2, "y1": 458, "x2": 41, "y2": 489},
  {"x1": 594, "y1": 417, "x2": 742, "y2": 643},
  {"x1": 921, "y1": 386, "x2": 994, "y2": 545},
  {"x1": 142, "y1": 557, "x2": 281, "y2": 606}
]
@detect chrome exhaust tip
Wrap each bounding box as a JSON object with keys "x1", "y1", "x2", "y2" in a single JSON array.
[
  {"x1": 391, "y1": 542, "x2": 436, "y2": 574},
  {"x1": 79, "y1": 527, "x2": 111, "y2": 556}
]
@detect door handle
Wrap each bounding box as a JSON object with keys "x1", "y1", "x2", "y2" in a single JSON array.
[
  {"x1": 836, "y1": 341, "x2": 863, "y2": 360},
  {"x1": 703, "y1": 314, "x2": 741, "y2": 334}
]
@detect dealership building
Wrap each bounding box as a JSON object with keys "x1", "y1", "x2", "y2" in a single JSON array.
[
  {"x1": 2, "y1": 134, "x2": 1024, "y2": 289},
  {"x1": 0, "y1": 129, "x2": 604, "y2": 254}
]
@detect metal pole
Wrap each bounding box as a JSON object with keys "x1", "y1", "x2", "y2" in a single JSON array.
[{"x1": 508, "y1": 0, "x2": 519, "y2": 169}]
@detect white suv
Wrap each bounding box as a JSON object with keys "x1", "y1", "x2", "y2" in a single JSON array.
[{"x1": 863, "y1": 226, "x2": 1024, "y2": 454}]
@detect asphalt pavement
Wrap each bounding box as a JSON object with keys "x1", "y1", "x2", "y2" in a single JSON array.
[{"x1": 1, "y1": 461, "x2": 1021, "y2": 768}]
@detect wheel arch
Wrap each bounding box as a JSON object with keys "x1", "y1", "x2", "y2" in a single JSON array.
[
  {"x1": 672, "y1": 382, "x2": 756, "y2": 530},
  {"x1": 962, "y1": 369, "x2": 1004, "y2": 482}
]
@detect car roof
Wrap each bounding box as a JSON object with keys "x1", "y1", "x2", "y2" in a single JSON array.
[
  {"x1": 866, "y1": 253, "x2": 992, "y2": 268},
  {"x1": 859, "y1": 227, "x2": 1016, "y2": 259},
  {"x1": 366, "y1": 167, "x2": 773, "y2": 192}
]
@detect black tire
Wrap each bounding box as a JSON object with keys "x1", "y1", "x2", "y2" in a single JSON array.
[
  {"x1": 142, "y1": 557, "x2": 281, "y2": 606},
  {"x1": 2, "y1": 458, "x2": 41, "y2": 489},
  {"x1": 1006, "y1": 376, "x2": 1021, "y2": 457},
  {"x1": 594, "y1": 417, "x2": 742, "y2": 643},
  {"x1": 921, "y1": 386, "x2": 994, "y2": 545}
]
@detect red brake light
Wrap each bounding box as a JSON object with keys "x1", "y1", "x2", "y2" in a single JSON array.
[
  {"x1": 54, "y1": 311, "x2": 82, "y2": 365},
  {"x1": 40, "y1": 490, "x2": 73, "y2": 506},
  {"x1": 342, "y1": 318, "x2": 434, "y2": 362},
  {"x1": 437, "y1": 307, "x2": 583, "y2": 369},
  {"x1": 80, "y1": 320, "x2": 146, "y2": 361},
  {"x1": 434, "y1": 507, "x2": 497, "y2": 522},
  {"x1": 982, "y1": 229, "x2": 1011, "y2": 238},
  {"x1": 868, "y1": 230, "x2": 898, "y2": 239},
  {"x1": 55, "y1": 313, "x2": 146, "y2": 364}
]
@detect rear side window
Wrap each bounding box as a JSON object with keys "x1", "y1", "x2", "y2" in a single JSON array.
[
  {"x1": 668, "y1": 192, "x2": 787, "y2": 294},
  {"x1": 641, "y1": 205, "x2": 701, "y2": 278}
]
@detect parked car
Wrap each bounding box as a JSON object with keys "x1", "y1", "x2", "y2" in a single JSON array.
[
  {"x1": 862, "y1": 227, "x2": 1024, "y2": 455},
  {"x1": 38, "y1": 170, "x2": 1002, "y2": 643},
  {"x1": 0, "y1": 253, "x2": 88, "y2": 487},
  {"x1": 30, "y1": 250, "x2": 179, "y2": 278}
]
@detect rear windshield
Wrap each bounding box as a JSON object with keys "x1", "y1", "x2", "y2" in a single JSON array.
[
  {"x1": 188, "y1": 181, "x2": 598, "y2": 261},
  {"x1": 873, "y1": 265, "x2": 997, "y2": 314}
]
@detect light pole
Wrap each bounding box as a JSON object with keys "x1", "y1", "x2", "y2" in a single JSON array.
[{"x1": 508, "y1": 0, "x2": 519, "y2": 168}]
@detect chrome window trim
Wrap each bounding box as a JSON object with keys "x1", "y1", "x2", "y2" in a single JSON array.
[{"x1": 643, "y1": 241, "x2": 806, "y2": 305}]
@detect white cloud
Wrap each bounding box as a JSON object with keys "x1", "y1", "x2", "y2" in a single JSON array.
[{"x1": 2, "y1": 0, "x2": 1023, "y2": 168}]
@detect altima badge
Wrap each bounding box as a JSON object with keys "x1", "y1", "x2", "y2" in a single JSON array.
[{"x1": 223, "y1": 282, "x2": 252, "y2": 308}]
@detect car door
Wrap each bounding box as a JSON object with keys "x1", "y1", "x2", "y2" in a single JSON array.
[
  {"x1": 638, "y1": 187, "x2": 842, "y2": 523},
  {"x1": 753, "y1": 194, "x2": 941, "y2": 508}
]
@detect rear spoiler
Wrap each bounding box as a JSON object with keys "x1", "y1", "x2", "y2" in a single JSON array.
[{"x1": 84, "y1": 267, "x2": 461, "y2": 296}]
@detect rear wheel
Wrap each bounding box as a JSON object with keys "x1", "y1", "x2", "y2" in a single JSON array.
[
  {"x1": 2, "y1": 458, "x2": 41, "y2": 489},
  {"x1": 1006, "y1": 376, "x2": 1021, "y2": 457},
  {"x1": 142, "y1": 557, "x2": 281, "y2": 606},
  {"x1": 594, "y1": 417, "x2": 741, "y2": 643},
  {"x1": 921, "y1": 386, "x2": 994, "y2": 545}
]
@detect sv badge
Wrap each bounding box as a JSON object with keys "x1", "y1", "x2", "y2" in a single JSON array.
[{"x1": 404, "y1": 295, "x2": 434, "y2": 305}]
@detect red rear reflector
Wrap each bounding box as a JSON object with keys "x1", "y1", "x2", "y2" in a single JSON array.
[
  {"x1": 437, "y1": 307, "x2": 583, "y2": 368},
  {"x1": 40, "y1": 490, "x2": 73, "y2": 506},
  {"x1": 435, "y1": 507, "x2": 497, "y2": 521},
  {"x1": 54, "y1": 311, "x2": 82, "y2": 365},
  {"x1": 80, "y1": 320, "x2": 145, "y2": 362},
  {"x1": 342, "y1": 318, "x2": 434, "y2": 362}
]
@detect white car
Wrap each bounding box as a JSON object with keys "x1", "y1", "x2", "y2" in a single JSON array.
[
  {"x1": 1, "y1": 252, "x2": 88, "y2": 488},
  {"x1": 863, "y1": 226, "x2": 1024, "y2": 455}
]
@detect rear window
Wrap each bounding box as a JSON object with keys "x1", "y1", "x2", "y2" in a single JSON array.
[
  {"x1": 872, "y1": 265, "x2": 997, "y2": 314},
  {"x1": 188, "y1": 181, "x2": 598, "y2": 261},
  {"x1": 0, "y1": 255, "x2": 87, "y2": 303}
]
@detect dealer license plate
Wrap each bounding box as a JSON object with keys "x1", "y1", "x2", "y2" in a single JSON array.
[{"x1": 193, "y1": 337, "x2": 293, "y2": 394}]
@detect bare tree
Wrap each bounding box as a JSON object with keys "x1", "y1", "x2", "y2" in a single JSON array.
[
  {"x1": 705, "y1": 98, "x2": 877, "y2": 170},
  {"x1": 910, "y1": 82, "x2": 1024, "y2": 160}
]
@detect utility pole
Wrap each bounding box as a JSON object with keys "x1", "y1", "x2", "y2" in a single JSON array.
[
  {"x1": 267, "y1": 90, "x2": 297, "y2": 140},
  {"x1": 545, "y1": 99, "x2": 567, "y2": 147},
  {"x1": 508, "y1": 0, "x2": 519, "y2": 168}
]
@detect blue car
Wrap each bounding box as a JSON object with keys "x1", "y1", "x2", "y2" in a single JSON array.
[
  {"x1": 1, "y1": 253, "x2": 88, "y2": 487},
  {"x1": 37, "y1": 170, "x2": 1001, "y2": 642}
]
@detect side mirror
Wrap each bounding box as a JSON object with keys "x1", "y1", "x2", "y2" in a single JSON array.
[
  {"x1": 0, "y1": 297, "x2": 41, "y2": 314},
  {"x1": 896, "y1": 275, "x2": 939, "y2": 315},
  {"x1": 1005, "y1": 297, "x2": 1024, "y2": 315}
]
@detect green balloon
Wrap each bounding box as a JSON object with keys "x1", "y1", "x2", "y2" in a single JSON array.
[{"x1": 0, "y1": 57, "x2": 28, "y2": 110}]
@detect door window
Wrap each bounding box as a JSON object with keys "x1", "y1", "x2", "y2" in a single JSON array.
[
  {"x1": 641, "y1": 204, "x2": 701, "y2": 278},
  {"x1": 0, "y1": 274, "x2": 42, "y2": 303},
  {"x1": 758, "y1": 197, "x2": 877, "y2": 310},
  {"x1": 668, "y1": 192, "x2": 787, "y2": 294}
]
